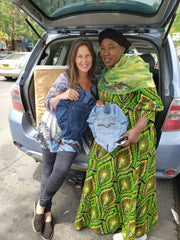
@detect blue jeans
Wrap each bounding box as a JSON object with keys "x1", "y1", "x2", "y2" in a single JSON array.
[
  {"x1": 40, "y1": 148, "x2": 77, "y2": 212},
  {"x1": 55, "y1": 90, "x2": 96, "y2": 141},
  {"x1": 87, "y1": 104, "x2": 128, "y2": 152}
]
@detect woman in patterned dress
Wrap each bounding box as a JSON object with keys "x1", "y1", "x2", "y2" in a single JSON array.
[
  {"x1": 75, "y1": 28, "x2": 164, "y2": 240},
  {"x1": 32, "y1": 38, "x2": 98, "y2": 240}
]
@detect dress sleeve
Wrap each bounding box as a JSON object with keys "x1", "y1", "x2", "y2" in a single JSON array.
[
  {"x1": 135, "y1": 87, "x2": 164, "y2": 122},
  {"x1": 44, "y1": 72, "x2": 69, "y2": 111}
]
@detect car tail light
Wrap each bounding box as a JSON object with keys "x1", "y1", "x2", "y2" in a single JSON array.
[
  {"x1": 11, "y1": 83, "x2": 24, "y2": 112},
  {"x1": 165, "y1": 169, "x2": 176, "y2": 176},
  {"x1": 163, "y1": 98, "x2": 180, "y2": 130},
  {"x1": 154, "y1": 62, "x2": 159, "y2": 69},
  {"x1": 14, "y1": 141, "x2": 22, "y2": 147}
]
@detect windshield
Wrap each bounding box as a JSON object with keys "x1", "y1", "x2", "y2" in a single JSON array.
[
  {"x1": 31, "y1": 0, "x2": 162, "y2": 18},
  {"x1": 5, "y1": 54, "x2": 28, "y2": 60}
]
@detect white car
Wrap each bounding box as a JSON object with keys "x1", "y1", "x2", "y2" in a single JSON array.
[{"x1": 0, "y1": 52, "x2": 30, "y2": 80}]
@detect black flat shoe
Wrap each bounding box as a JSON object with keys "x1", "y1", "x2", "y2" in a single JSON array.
[
  {"x1": 41, "y1": 221, "x2": 54, "y2": 240},
  {"x1": 32, "y1": 200, "x2": 45, "y2": 233}
]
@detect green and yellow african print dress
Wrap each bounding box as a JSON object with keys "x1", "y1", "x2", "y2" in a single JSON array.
[{"x1": 75, "y1": 55, "x2": 164, "y2": 240}]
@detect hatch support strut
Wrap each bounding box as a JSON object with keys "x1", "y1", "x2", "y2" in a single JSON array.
[
  {"x1": 16, "y1": 7, "x2": 45, "y2": 44},
  {"x1": 162, "y1": 13, "x2": 176, "y2": 47}
]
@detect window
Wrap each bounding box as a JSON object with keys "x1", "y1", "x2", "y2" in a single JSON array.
[{"x1": 31, "y1": 0, "x2": 162, "y2": 18}]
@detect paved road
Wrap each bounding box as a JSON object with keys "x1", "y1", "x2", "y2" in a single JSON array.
[{"x1": 0, "y1": 76, "x2": 179, "y2": 240}]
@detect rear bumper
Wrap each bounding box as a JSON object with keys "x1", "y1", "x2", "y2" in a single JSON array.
[
  {"x1": 8, "y1": 108, "x2": 88, "y2": 171},
  {"x1": 24, "y1": 148, "x2": 88, "y2": 171},
  {"x1": 8, "y1": 108, "x2": 180, "y2": 179},
  {"x1": 156, "y1": 131, "x2": 180, "y2": 178},
  {"x1": 0, "y1": 69, "x2": 21, "y2": 78}
]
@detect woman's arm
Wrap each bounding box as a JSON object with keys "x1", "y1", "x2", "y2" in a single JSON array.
[
  {"x1": 44, "y1": 73, "x2": 79, "y2": 111},
  {"x1": 122, "y1": 117, "x2": 149, "y2": 146}
]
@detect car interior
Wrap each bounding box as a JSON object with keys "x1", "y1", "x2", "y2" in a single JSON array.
[{"x1": 28, "y1": 37, "x2": 160, "y2": 131}]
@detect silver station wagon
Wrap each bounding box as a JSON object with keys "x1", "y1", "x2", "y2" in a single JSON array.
[{"x1": 8, "y1": 0, "x2": 180, "y2": 179}]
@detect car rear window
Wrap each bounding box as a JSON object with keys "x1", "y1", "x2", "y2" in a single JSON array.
[
  {"x1": 37, "y1": 37, "x2": 159, "y2": 86},
  {"x1": 38, "y1": 38, "x2": 104, "y2": 75},
  {"x1": 31, "y1": 0, "x2": 162, "y2": 19},
  {"x1": 5, "y1": 54, "x2": 28, "y2": 60}
]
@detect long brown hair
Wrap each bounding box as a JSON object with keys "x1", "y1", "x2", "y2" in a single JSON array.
[{"x1": 66, "y1": 38, "x2": 97, "y2": 89}]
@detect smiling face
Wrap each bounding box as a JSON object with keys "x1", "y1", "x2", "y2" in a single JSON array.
[
  {"x1": 100, "y1": 38, "x2": 125, "y2": 67},
  {"x1": 75, "y1": 45, "x2": 93, "y2": 74}
]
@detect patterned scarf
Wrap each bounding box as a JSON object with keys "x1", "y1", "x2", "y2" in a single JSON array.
[{"x1": 98, "y1": 54, "x2": 156, "y2": 94}]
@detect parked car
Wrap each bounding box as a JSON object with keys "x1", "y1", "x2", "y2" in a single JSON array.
[
  {"x1": 8, "y1": 0, "x2": 180, "y2": 179},
  {"x1": 0, "y1": 51, "x2": 12, "y2": 59},
  {"x1": 0, "y1": 52, "x2": 30, "y2": 80}
]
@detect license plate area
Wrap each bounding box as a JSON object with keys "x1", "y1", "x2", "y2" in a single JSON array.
[{"x1": 3, "y1": 64, "x2": 9, "y2": 68}]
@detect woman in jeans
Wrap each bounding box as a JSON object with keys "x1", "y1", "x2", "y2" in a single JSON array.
[
  {"x1": 32, "y1": 38, "x2": 98, "y2": 240},
  {"x1": 75, "y1": 28, "x2": 164, "y2": 240}
]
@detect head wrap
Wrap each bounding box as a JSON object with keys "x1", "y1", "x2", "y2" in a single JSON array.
[
  {"x1": 98, "y1": 54, "x2": 156, "y2": 95},
  {"x1": 99, "y1": 28, "x2": 130, "y2": 53}
]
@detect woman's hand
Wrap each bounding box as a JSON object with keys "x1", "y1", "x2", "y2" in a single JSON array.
[
  {"x1": 96, "y1": 100, "x2": 104, "y2": 107},
  {"x1": 121, "y1": 117, "x2": 149, "y2": 147},
  {"x1": 122, "y1": 127, "x2": 141, "y2": 147},
  {"x1": 61, "y1": 88, "x2": 79, "y2": 101},
  {"x1": 52, "y1": 88, "x2": 79, "y2": 110}
]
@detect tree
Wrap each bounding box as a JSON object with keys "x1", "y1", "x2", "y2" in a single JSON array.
[
  {"x1": 172, "y1": 6, "x2": 180, "y2": 32},
  {"x1": 170, "y1": 6, "x2": 180, "y2": 45},
  {"x1": 0, "y1": 0, "x2": 180, "y2": 50},
  {"x1": 0, "y1": 0, "x2": 44, "y2": 50}
]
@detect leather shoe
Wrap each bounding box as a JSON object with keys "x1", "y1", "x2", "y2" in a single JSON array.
[
  {"x1": 32, "y1": 200, "x2": 45, "y2": 233},
  {"x1": 41, "y1": 221, "x2": 54, "y2": 240}
]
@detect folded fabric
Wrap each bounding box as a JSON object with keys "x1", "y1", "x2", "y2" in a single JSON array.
[
  {"x1": 87, "y1": 104, "x2": 128, "y2": 152},
  {"x1": 55, "y1": 90, "x2": 96, "y2": 141}
]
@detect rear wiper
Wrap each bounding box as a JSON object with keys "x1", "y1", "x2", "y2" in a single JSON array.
[{"x1": 16, "y1": 7, "x2": 45, "y2": 44}]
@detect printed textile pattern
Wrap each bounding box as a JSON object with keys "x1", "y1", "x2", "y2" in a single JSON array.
[
  {"x1": 34, "y1": 72, "x2": 98, "y2": 153},
  {"x1": 75, "y1": 88, "x2": 164, "y2": 240},
  {"x1": 99, "y1": 55, "x2": 156, "y2": 95}
]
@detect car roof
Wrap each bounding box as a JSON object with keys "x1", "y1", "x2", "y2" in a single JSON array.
[{"x1": 9, "y1": 0, "x2": 179, "y2": 32}]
